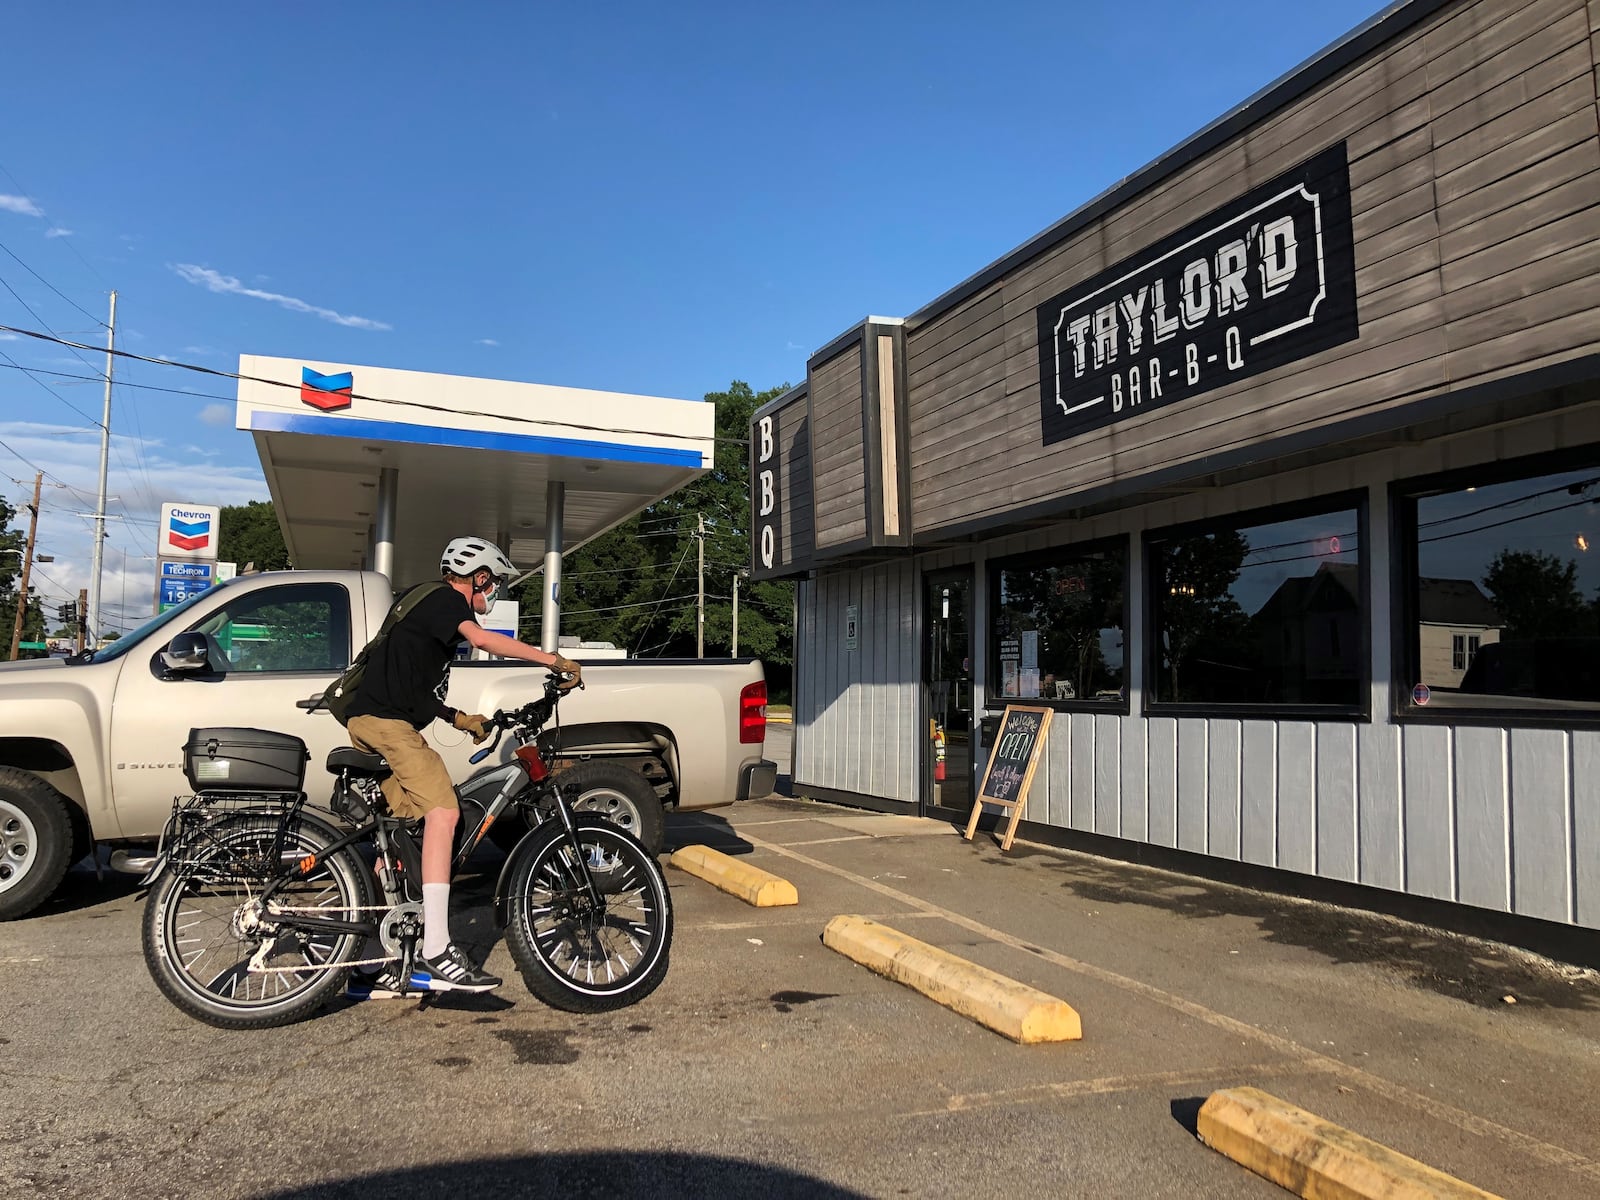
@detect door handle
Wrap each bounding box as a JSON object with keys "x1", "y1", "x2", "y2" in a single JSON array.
[{"x1": 296, "y1": 692, "x2": 328, "y2": 710}]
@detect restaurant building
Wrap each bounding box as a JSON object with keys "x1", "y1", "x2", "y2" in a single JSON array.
[{"x1": 751, "y1": 0, "x2": 1600, "y2": 939}]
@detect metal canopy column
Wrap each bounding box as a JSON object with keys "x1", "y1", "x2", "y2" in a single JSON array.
[
  {"x1": 373, "y1": 466, "x2": 399, "y2": 582},
  {"x1": 541, "y1": 480, "x2": 564, "y2": 653}
]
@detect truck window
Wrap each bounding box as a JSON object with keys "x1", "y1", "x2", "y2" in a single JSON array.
[
  {"x1": 189, "y1": 582, "x2": 352, "y2": 673},
  {"x1": 84, "y1": 580, "x2": 234, "y2": 664}
]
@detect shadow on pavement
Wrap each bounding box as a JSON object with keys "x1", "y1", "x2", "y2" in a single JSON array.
[
  {"x1": 1169, "y1": 1096, "x2": 1206, "y2": 1138},
  {"x1": 662, "y1": 810, "x2": 753, "y2": 857},
  {"x1": 252, "y1": 1151, "x2": 869, "y2": 1199}
]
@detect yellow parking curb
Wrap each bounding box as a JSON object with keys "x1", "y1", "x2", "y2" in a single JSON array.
[
  {"x1": 822, "y1": 914, "x2": 1081, "y2": 1044},
  {"x1": 669, "y1": 844, "x2": 798, "y2": 907},
  {"x1": 1197, "y1": 1087, "x2": 1503, "y2": 1199}
]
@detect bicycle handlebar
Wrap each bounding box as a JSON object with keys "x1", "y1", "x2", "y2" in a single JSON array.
[{"x1": 467, "y1": 669, "x2": 581, "y2": 764}]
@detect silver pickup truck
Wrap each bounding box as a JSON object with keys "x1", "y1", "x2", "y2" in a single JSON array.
[{"x1": 0, "y1": 568, "x2": 776, "y2": 920}]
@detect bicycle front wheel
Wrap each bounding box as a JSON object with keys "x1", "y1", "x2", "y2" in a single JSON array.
[
  {"x1": 504, "y1": 819, "x2": 672, "y2": 1013},
  {"x1": 141, "y1": 810, "x2": 373, "y2": 1030}
]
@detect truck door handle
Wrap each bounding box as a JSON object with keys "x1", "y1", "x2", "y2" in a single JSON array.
[{"x1": 296, "y1": 692, "x2": 328, "y2": 710}]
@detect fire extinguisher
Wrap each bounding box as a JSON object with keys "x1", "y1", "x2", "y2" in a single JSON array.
[{"x1": 933, "y1": 723, "x2": 947, "y2": 782}]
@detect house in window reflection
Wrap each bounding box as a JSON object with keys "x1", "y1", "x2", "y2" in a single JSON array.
[
  {"x1": 1253, "y1": 564, "x2": 1501, "y2": 696},
  {"x1": 1415, "y1": 577, "x2": 1502, "y2": 689}
]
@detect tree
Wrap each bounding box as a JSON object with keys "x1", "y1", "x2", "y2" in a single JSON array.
[
  {"x1": 1154, "y1": 528, "x2": 1250, "y2": 701},
  {"x1": 0, "y1": 496, "x2": 46, "y2": 657},
  {"x1": 1482, "y1": 549, "x2": 1586, "y2": 639},
  {"x1": 219, "y1": 500, "x2": 290, "y2": 571},
  {"x1": 524, "y1": 381, "x2": 797, "y2": 696}
]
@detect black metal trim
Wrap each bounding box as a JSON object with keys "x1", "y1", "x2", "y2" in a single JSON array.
[
  {"x1": 985, "y1": 532, "x2": 1133, "y2": 714},
  {"x1": 1389, "y1": 441, "x2": 1600, "y2": 727},
  {"x1": 1142, "y1": 488, "x2": 1372, "y2": 720},
  {"x1": 904, "y1": 0, "x2": 1456, "y2": 334},
  {"x1": 791, "y1": 782, "x2": 916, "y2": 817},
  {"x1": 1003, "y1": 818, "x2": 1600, "y2": 968},
  {"x1": 913, "y1": 354, "x2": 1600, "y2": 547},
  {"x1": 921, "y1": 564, "x2": 978, "y2": 818}
]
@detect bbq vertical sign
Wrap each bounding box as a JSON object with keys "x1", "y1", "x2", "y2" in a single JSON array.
[
  {"x1": 1036, "y1": 142, "x2": 1359, "y2": 445},
  {"x1": 753, "y1": 413, "x2": 782, "y2": 575}
]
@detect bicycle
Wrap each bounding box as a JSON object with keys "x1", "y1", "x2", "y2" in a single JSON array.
[{"x1": 140, "y1": 672, "x2": 673, "y2": 1030}]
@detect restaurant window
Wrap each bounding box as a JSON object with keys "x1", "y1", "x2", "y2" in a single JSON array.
[
  {"x1": 1399, "y1": 455, "x2": 1600, "y2": 713},
  {"x1": 1147, "y1": 497, "x2": 1364, "y2": 710},
  {"x1": 989, "y1": 538, "x2": 1126, "y2": 706}
]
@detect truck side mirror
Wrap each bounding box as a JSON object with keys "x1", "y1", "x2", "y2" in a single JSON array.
[{"x1": 161, "y1": 632, "x2": 212, "y2": 673}]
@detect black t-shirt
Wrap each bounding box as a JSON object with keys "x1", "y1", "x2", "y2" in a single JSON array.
[{"x1": 345, "y1": 585, "x2": 476, "y2": 729}]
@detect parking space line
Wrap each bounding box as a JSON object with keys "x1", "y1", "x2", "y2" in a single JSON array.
[
  {"x1": 741, "y1": 830, "x2": 1600, "y2": 1183},
  {"x1": 684, "y1": 911, "x2": 943, "y2": 933},
  {"x1": 900, "y1": 1058, "x2": 1339, "y2": 1119}
]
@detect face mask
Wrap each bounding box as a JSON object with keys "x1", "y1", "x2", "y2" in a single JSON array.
[{"x1": 475, "y1": 575, "x2": 501, "y2": 603}]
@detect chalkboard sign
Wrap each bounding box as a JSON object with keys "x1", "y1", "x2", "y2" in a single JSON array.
[{"x1": 964, "y1": 705, "x2": 1053, "y2": 851}]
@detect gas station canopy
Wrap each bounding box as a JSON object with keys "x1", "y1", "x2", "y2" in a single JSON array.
[{"x1": 235, "y1": 355, "x2": 713, "y2": 586}]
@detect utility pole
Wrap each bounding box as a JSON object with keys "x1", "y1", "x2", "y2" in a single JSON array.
[
  {"x1": 8, "y1": 472, "x2": 42, "y2": 660},
  {"x1": 696, "y1": 512, "x2": 705, "y2": 659},
  {"x1": 731, "y1": 570, "x2": 742, "y2": 657},
  {"x1": 87, "y1": 290, "x2": 116, "y2": 647},
  {"x1": 75, "y1": 588, "x2": 87, "y2": 655}
]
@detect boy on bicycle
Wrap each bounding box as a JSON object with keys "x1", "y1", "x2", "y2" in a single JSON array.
[{"x1": 344, "y1": 536, "x2": 581, "y2": 995}]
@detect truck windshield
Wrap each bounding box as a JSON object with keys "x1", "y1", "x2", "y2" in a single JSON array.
[{"x1": 81, "y1": 580, "x2": 234, "y2": 664}]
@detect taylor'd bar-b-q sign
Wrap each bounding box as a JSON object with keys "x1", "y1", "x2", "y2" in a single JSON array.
[{"x1": 1036, "y1": 142, "x2": 1358, "y2": 445}]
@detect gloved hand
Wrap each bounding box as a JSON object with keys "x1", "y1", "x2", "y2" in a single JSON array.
[
  {"x1": 551, "y1": 655, "x2": 583, "y2": 691},
  {"x1": 452, "y1": 710, "x2": 493, "y2": 743}
]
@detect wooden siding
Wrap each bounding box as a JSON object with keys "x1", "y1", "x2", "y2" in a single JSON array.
[
  {"x1": 776, "y1": 394, "x2": 814, "y2": 570},
  {"x1": 791, "y1": 403, "x2": 1600, "y2": 930},
  {"x1": 809, "y1": 345, "x2": 868, "y2": 549},
  {"x1": 904, "y1": 0, "x2": 1600, "y2": 537},
  {"x1": 792, "y1": 561, "x2": 919, "y2": 805}
]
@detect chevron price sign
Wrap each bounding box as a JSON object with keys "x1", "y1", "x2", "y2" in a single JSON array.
[{"x1": 159, "y1": 502, "x2": 221, "y2": 561}]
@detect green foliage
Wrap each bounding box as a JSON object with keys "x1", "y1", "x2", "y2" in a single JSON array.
[
  {"x1": 219, "y1": 500, "x2": 291, "y2": 571},
  {"x1": 1482, "y1": 549, "x2": 1588, "y2": 638},
  {"x1": 0, "y1": 497, "x2": 47, "y2": 658},
  {"x1": 1154, "y1": 528, "x2": 1251, "y2": 701},
  {"x1": 520, "y1": 382, "x2": 795, "y2": 686}
]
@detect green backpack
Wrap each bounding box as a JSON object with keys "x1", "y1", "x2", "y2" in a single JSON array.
[{"x1": 320, "y1": 582, "x2": 449, "y2": 726}]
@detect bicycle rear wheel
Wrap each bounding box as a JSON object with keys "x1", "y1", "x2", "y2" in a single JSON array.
[
  {"x1": 504, "y1": 819, "x2": 672, "y2": 1013},
  {"x1": 141, "y1": 810, "x2": 372, "y2": 1029}
]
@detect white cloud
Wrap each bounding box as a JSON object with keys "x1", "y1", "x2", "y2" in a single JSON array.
[
  {"x1": 0, "y1": 420, "x2": 269, "y2": 631},
  {"x1": 198, "y1": 404, "x2": 233, "y2": 427},
  {"x1": 171, "y1": 264, "x2": 392, "y2": 331},
  {"x1": 0, "y1": 195, "x2": 43, "y2": 217},
  {"x1": 0, "y1": 332, "x2": 17, "y2": 342},
  {"x1": 44, "y1": 227, "x2": 72, "y2": 238},
  {"x1": 475, "y1": 338, "x2": 500, "y2": 347}
]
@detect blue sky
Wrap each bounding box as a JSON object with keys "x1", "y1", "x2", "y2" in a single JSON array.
[{"x1": 0, "y1": 0, "x2": 1392, "y2": 630}]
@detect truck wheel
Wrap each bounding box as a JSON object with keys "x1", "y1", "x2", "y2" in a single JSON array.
[
  {"x1": 559, "y1": 762, "x2": 665, "y2": 855},
  {"x1": 0, "y1": 767, "x2": 74, "y2": 921}
]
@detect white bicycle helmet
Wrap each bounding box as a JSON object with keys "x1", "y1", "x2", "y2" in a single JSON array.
[{"x1": 440, "y1": 536, "x2": 515, "y2": 580}]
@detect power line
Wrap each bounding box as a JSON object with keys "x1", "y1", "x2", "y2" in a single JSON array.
[
  {"x1": 0, "y1": 159, "x2": 112, "y2": 291},
  {"x1": 0, "y1": 272, "x2": 101, "y2": 376},
  {"x1": 0, "y1": 324, "x2": 751, "y2": 446},
  {"x1": 0, "y1": 239, "x2": 107, "y2": 330}
]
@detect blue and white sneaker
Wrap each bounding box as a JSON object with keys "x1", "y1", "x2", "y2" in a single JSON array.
[
  {"x1": 412, "y1": 943, "x2": 501, "y2": 993},
  {"x1": 345, "y1": 967, "x2": 408, "y2": 1000}
]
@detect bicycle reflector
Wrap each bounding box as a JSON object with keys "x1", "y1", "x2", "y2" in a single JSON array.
[{"x1": 739, "y1": 680, "x2": 767, "y2": 744}]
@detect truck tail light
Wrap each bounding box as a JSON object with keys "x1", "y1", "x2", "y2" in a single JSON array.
[{"x1": 739, "y1": 680, "x2": 767, "y2": 744}]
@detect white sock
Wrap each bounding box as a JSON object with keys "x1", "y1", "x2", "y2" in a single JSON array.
[{"x1": 422, "y1": 883, "x2": 450, "y2": 958}]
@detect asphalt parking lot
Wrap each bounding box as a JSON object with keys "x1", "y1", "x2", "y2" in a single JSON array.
[{"x1": 4, "y1": 741, "x2": 1599, "y2": 1198}]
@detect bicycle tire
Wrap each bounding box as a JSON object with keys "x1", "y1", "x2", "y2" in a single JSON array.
[
  {"x1": 141, "y1": 809, "x2": 373, "y2": 1030},
  {"x1": 503, "y1": 819, "x2": 672, "y2": 1013}
]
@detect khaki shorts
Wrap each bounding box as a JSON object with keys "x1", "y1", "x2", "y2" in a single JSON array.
[{"x1": 346, "y1": 715, "x2": 458, "y2": 818}]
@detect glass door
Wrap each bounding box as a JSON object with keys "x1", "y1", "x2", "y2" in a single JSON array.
[{"x1": 922, "y1": 568, "x2": 972, "y2": 817}]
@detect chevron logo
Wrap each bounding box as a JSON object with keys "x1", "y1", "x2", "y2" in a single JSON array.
[
  {"x1": 302, "y1": 367, "x2": 354, "y2": 411},
  {"x1": 166, "y1": 513, "x2": 211, "y2": 552}
]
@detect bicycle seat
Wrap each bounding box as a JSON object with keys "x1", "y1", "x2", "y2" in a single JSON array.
[{"x1": 326, "y1": 746, "x2": 391, "y2": 777}]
